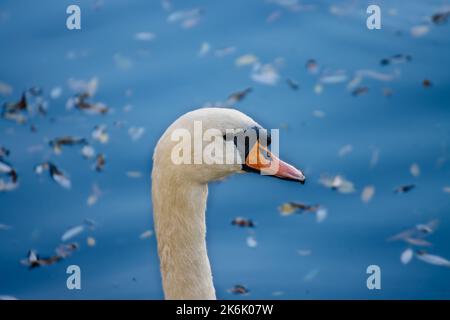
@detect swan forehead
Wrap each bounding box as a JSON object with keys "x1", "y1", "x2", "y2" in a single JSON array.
[{"x1": 175, "y1": 108, "x2": 260, "y2": 132}]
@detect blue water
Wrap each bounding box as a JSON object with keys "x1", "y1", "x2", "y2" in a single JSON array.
[{"x1": 1, "y1": 0, "x2": 450, "y2": 299}]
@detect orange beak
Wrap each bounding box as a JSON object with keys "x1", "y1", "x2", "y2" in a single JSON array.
[{"x1": 244, "y1": 141, "x2": 306, "y2": 184}]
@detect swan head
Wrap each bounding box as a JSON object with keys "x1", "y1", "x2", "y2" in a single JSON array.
[{"x1": 153, "y1": 107, "x2": 305, "y2": 184}]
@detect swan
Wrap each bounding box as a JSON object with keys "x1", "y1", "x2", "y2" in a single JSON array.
[{"x1": 151, "y1": 108, "x2": 305, "y2": 299}]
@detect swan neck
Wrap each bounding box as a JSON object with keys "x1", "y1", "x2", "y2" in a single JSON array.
[{"x1": 152, "y1": 175, "x2": 215, "y2": 300}]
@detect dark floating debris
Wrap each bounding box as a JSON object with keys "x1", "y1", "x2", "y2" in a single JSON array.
[
  {"x1": 380, "y1": 54, "x2": 412, "y2": 66},
  {"x1": 0, "y1": 146, "x2": 10, "y2": 158},
  {"x1": 394, "y1": 184, "x2": 415, "y2": 193},
  {"x1": 286, "y1": 78, "x2": 300, "y2": 90},
  {"x1": 278, "y1": 202, "x2": 327, "y2": 222},
  {"x1": 1, "y1": 93, "x2": 28, "y2": 124},
  {"x1": 67, "y1": 92, "x2": 109, "y2": 115},
  {"x1": 431, "y1": 11, "x2": 450, "y2": 25},
  {"x1": 21, "y1": 243, "x2": 79, "y2": 269},
  {"x1": 0, "y1": 151, "x2": 18, "y2": 192},
  {"x1": 423, "y1": 79, "x2": 432, "y2": 88},
  {"x1": 351, "y1": 86, "x2": 369, "y2": 97},
  {"x1": 231, "y1": 217, "x2": 255, "y2": 228},
  {"x1": 49, "y1": 136, "x2": 88, "y2": 154},
  {"x1": 228, "y1": 284, "x2": 249, "y2": 295},
  {"x1": 226, "y1": 87, "x2": 252, "y2": 105},
  {"x1": 305, "y1": 59, "x2": 319, "y2": 74},
  {"x1": 95, "y1": 153, "x2": 106, "y2": 172},
  {"x1": 34, "y1": 162, "x2": 71, "y2": 189}
]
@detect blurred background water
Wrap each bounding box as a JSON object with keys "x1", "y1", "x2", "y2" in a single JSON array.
[{"x1": 1, "y1": 0, "x2": 450, "y2": 299}]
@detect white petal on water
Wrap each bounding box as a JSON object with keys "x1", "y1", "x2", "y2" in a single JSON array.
[
  {"x1": 347, "y1": 69, "x2": 399, "y2": 90},
  {"x1": 87, "y1": 237, "x2": 96, "y2": 247},
  {"x1": 303, "y1": 268, "x2": 320, "y2": 282},
  {"x1": 404, "y1": 237, "x2": 432, "y2": 247},
  {"x1": 92, "y1": 125, "x2": 109, "y2": 144},
  {"x1": 0, "y1": 224, "x2": 12, "y2": 231},
  {"x1": 61, "y1": 225, "x2": 85, "y2": 241},
  {"x1": 127, "y1": 171, "x2": 143, "y2": 178},
  {"x1": 134, "y1": 31, "x2": 155, "y2": 41},
  {"x1": 0, "y1": 81, "x2": 13, "y2": 96},
  {"x1": 235, "y1": 54, "x2": 258, "y2": 67},
  {"x1": 416, "y1": 252, "x2": 450, "y2": 267},
  {"x1": 128, "y1": 127, "x2": 145, "y2": 141},
  {"x1": 198, "y1": 42, "x2": 210, "y2": 57},
  {"x1": 410, "y1": 25, "x2": 430, "y2": 38},
  {"x1": 401, "y1": 248, "x2": 414, "y2": 264},
  {"x1": 53, "y1": 172, "x2": 71, "y2": 189},
  {"x1": 314, "y1": 84, "x2": 323, "y2": 94},
  {"x1": 338, "y1": 144, "x2": 353, "y2": 157},
  {"x1": 68, "y1": 77, "x2": 98, "y2": 96},
  {"x1": 0, "y1": 295, "x2": 18, "y2": 300},
  {"x1": 81, "y1": 145, "x2": 95, "y2": 159},
  {"x1": 139, "y1": 230, "x2": 154, "y2": 240},
  {"x1": 0, "y1": 160, "x2": 13, "y2": 173},
  {"x1": 50, "y1": 87, "x2": 62, "y2": 99},
  {"x1": 251, "y1": 63, "x2": 279, "y2": 85},
  {"x1": 214, "y1": 47, "x2": 236, "y2": 58},
  {"x1": 443, "y1": 186, "x2": 450, "y2": 193},
  {"x1": 361, "y1": 185, "x2": 375, "y2": 203},
  {"x1": 319, "y1": 70, "x2": 348, "y2": 84},
  {"x1": 370, "y1": 147, "x2": 380, "y2": 168},
  {"x1": 246, "y1": 236, "x2": 258, "y2": 248},
  {"x1": 410, "y1": 163, "x2": 420, "y2": 177},
  {"x1": 297, "y1": 249, "x2": 312, "y2": 256},
  {"x1": 316, "y1": 208, "x2": 327, "y2": 223},
  {"x1": 114, "y1": 53, "x2": 133, "y2": 71},
  {"x1": 312, "y1": 110, "x2": 326, "y2": 118}
]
